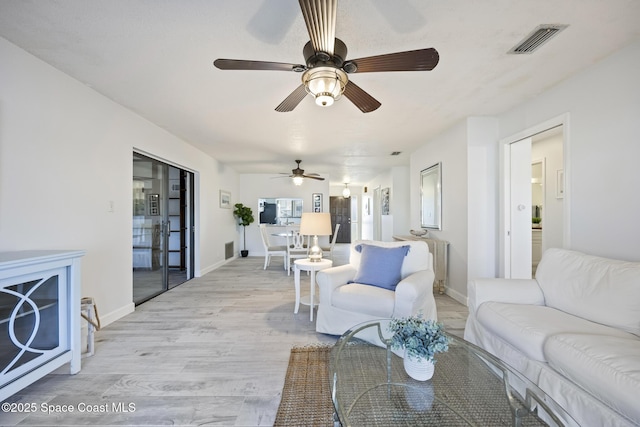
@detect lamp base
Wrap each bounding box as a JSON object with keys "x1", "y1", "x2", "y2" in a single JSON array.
[{"x1": 308, "y1": 235, "x2": 323, "y2": 262}]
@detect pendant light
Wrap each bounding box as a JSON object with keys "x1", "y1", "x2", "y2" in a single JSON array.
[{"x1": 342, "y1": 183, "x2": 351, "y2": 198}]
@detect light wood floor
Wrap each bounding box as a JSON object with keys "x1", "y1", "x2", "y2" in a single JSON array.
[{"x1": 3, "y1": 244, "x2": 468, "y2": 426}]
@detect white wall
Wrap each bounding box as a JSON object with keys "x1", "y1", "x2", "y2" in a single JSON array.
[
  {"x1": 499, "y1": 40, "x2": 640, "y2": 261},
  {"x1": 466, "y1": 117, "x2": 499, "y2": 281},
  {"x1": 0, "y1": 37, "x2": 237, "y2": 326},
  {"x1": 410, "y1": 120, "x2": 471, "y2": 303},
  {"x1": 237, "y1": 174, "x2": 330, "y2": 255},
  {"x1": 391, "y1": 166, "x2": 411, "y2": 236}
]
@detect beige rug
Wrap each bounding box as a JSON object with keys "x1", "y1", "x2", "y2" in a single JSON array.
[{"x1": 274, "y1": 345, "x2": 335, "y2": 426}]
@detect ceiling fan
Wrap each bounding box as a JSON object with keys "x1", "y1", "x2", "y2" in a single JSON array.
[
  {"x1": 214, "y1": 0, "x2": 439, "y2": 113},
  {"x1": 278, "y1": 160, "x2": 325, "y2": 185}
]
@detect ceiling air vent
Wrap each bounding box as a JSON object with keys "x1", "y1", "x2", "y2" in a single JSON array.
[{"x1": 508, "y1": 24, "x2": 568, "y2": 54}]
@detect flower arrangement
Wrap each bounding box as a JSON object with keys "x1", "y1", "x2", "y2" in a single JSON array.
[{"x1": 388, "y1": 314, "x2": 449, "y2": 362}]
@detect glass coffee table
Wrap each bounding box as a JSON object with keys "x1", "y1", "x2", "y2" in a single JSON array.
[{"x1": 330, "y1": 319, "x2": 576, "y2": 426}]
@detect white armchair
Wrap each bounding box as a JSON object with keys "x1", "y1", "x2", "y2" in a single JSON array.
[{"x1": 315, "y1": 240, "x2": 437, "y2": 335}]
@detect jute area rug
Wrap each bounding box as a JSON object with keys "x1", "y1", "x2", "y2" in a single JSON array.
[{"x1": 274, "y1": 345, "x2": 336, "y2": 427}]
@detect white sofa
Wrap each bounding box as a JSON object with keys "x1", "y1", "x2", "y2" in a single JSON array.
[
  {"x1": 465, "y1": 248, "x2": 640, "y2": 427},
  {"x1": 315, "y1": 240, "x2": 437, "y2": 336}
]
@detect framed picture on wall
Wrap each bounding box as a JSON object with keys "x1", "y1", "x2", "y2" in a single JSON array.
[
  {"x1": 220, "y1": 190, "x2": 231, "y2": 208},
  {"x1": 312, "y1": 193, "x2": 323, "y2": 212},
  {"x1": 381, "y1": 187, "x2": 390, "y2": 215}
]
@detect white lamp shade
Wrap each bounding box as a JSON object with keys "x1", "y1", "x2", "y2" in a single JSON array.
[{"x1": 299, "y1": 212, "x2": 332, "y2": 236}]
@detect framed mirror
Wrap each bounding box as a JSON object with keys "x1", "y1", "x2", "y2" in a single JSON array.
[{"x1": 421, "y1": 163, "x2": 442, "y2": 229}]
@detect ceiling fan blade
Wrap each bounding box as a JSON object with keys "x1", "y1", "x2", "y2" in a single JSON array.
[
  {"x1": 298, "y1": 0, "x2": 337, "y2": 55},
  {"x1": 275, "y1": 84, "x2": 308, "y2": 112},
  {"x1": 303, "y1": 175, "x2": 325, "y2": 181},
  {"x1": 343, "y1": 80, "x2": 381, "y2": 113},
  {"x1": 348, "y1": 48, "x2": 439, "y2": 73},
  {"x1": 214, "y1": 59, "x2": 304, "y2": 72}
]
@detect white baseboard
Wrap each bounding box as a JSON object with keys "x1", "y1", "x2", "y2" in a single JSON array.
[
  {"x1": 98, "y1": 302, "x2": 135, "y2": 328},
  {"x1": 197, "y1": 256, "x2": 237, "y2": 277},
  {"x1": 444, "y1": 287, "x2": 468, "y2": 307}
]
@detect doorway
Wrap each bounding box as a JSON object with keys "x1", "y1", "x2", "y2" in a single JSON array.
[
  {"x1": 502, "y1": 120, "x2": 566, "y2": 278},
  {"x1": 132, "y1": 153, "x2": 195, "y2": 304},
  {"x1": 329, "y1": 196, "x2": 351, "y2": 243}
]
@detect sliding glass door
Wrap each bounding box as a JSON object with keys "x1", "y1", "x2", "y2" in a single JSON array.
[
  {"x1": 132, "y1": 153, "x2": 194, "y2": 304},
  {"x1": 167, "y1": 165, "x2": 194, "y2": 289}
]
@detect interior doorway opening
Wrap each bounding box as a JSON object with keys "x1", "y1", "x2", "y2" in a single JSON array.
[{"x1": 502, "y1": 119, "x2": 566, "y2": 278}]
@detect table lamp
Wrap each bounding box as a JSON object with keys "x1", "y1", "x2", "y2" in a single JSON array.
[{"x1": 299, "y1": 212, "x2": 332, "y2": 262}]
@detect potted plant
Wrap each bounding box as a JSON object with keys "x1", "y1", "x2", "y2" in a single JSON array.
[
  {"x1": 388, "y1": 314, "x2": 449, "y2": 381},
  {"x1": 233, "y1": 203, "x2": 254, "y2": 257}
]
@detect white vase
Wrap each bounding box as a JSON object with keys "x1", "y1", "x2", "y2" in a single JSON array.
[{"x1": 403, "y1": 349, "x2": 435, "y2": 381}]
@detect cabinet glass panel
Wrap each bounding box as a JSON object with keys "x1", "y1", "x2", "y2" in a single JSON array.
[{"x1": 0, "y1": 275, "x2": 59, "y2": 376}]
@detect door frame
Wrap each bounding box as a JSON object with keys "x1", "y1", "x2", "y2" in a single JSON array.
[
  {"x1": 133, "y1": 149, "x2": 197, "y2": 302},
  {"x1": 499, "y1": 113, "x2": 570, "y2": 277}
]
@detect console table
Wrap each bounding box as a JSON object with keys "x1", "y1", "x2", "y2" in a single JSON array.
[
  {"x1": 0, "y1": 250, "x2": 85, "y2": 402},
  {"x1": 393, "y1": 235, "x2": 449, "y2": 294}
]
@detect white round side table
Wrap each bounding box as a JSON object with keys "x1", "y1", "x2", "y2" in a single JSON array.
[{"x1": 293, "y1": 258, "x2": 333, "y2": 321}]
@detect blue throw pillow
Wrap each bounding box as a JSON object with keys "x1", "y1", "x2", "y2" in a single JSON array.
[{"x1": 350, "y1": 244, "x2": 410, "y2": 290}]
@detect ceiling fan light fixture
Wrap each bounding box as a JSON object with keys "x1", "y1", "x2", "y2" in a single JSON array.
[
  {"x1": 315, "y1": 93, "x2": 335, "y2": 107},
  {"x1": 302, "y1": 66, "x2": 348, "y2": 107},
  {"x1": 292, "y1": 176, "x2": 304, "y2": 186}
]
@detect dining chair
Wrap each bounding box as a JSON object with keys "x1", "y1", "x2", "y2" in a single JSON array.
[
  {"x1": 259, "y1": 224, "x2": 287, "y2": 270},
  {"x1": 321, "y1": 223, "x2": 340, "y2": 260},
  {"x1": 286, "y1": 230, "x2": 308, "y2": 276}
]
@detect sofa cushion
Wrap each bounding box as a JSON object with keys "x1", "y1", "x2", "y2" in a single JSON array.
[
  {"x1": 350, "y1": 244, "x2": 410, "y2": 290},
  {"x1": 349, "y1": 240, "x2": 431, "y2": 279},
  {"x1": 535, "y1": 248, "x2": 640, "y2": 337},
  {"x1": 476, "y1": 302, "x2": 635, "y2": 361},
  {"x1": 332, "y1": 283, "x2": 395, "y2": 318},
  {"x1": 544, "y1": 333, "x2": 640, "y2": 422}
]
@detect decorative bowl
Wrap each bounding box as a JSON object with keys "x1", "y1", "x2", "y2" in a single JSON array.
[{"x1": 410, "y1": 229, "x2": 428, "y2": 237}]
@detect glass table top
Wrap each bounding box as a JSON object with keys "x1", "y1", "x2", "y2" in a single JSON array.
[{"x1": 330, "y1": 319, "x2": 577, "y2": 427}]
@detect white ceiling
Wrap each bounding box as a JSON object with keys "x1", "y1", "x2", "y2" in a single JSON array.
[{"x1": 1, "y1": 0, "x2": 639, "y2": 185}]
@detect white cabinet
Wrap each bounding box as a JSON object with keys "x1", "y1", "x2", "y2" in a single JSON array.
[{"x1": 0, "y1": 250, "x2": 84, "y2": 402}]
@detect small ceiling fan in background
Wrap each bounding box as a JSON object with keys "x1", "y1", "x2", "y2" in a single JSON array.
[
  {"x1": 276, "y1": 160, "x2": 325, "y2": 185},
  {"x1": 214, "y1": 0, "x2": 439, "y2": 113}
]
